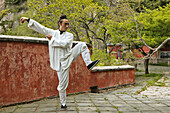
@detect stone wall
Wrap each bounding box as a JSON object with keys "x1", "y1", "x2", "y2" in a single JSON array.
[{"x1": 0, "y1": 35, "x2": 135, "y2": 106}]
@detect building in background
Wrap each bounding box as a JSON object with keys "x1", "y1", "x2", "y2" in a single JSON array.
[{"x1": 107, "y1": 41, "x2": 170, "y2": 65}]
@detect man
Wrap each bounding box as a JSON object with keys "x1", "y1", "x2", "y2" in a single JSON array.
[{"x1": 20, "y1": 15, "x2": 99, "y2": 109}]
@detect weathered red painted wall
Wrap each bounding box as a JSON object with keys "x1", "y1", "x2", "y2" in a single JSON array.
[
  {"x1": 0, "y1": 36, "x2": 135, "y2": 106},
  {"x1": 0, "y1": 41, "x2": 58, "y2": 106},
  {"x1": 68, "y1": 65, "x2": 135, "y2": 93}
]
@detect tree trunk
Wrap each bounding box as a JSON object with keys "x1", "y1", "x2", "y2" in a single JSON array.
[
  {"x1": 75, "y1": 30, "x2": 80, "y2": 41},
  {"x1": 85, "y1": 28, "x2": 92, "y2": 45},
  {"x1": 104, "y1": 41, "x2": 107, "y2": 53},
  {"x1": 144, "y1": 58, "x2": 149, "y2": 74}
]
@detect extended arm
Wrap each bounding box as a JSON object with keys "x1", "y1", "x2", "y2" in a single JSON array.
[{"x1": 20, "y1": 17, "x2": 54, "y2": 37}]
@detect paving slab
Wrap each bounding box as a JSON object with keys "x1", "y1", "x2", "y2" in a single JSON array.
[
  {"x1": 0, "y1": 106, "x2": 16, "y2": 113},
  {"x1": 14, "y1": 107, "x2": 36, "y2": 113},
  {"x1": 1, "y1": 65, "x2": 170, "y2": 113}
]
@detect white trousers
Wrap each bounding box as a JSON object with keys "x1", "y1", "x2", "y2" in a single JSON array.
[{"x1": 57, "y1": 42, "x2": 92, "y2": 105}]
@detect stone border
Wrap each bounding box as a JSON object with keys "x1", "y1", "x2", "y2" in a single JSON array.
[
  {"x1": 0, "y1": 35, "x2": 92, "y2": 46},
  {"x1": 0, "y1": 35, "x2": 48, "y2": 44},
  {"x1": 91, "y1": 65, "x2": 134, "y2": 72}
]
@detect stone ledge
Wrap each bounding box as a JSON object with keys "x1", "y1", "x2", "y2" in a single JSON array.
[
  {"x1": 0, "y1": 35, "x2": 48, "y2": 44},
  {"x1": 91, "y1": 65, "x2": 134, "y2": 72},
  {"x1": 0, "y1": 35, "x2": 92, "y2": 46}
]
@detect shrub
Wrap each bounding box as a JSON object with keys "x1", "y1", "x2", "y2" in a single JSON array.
[{"x1": 91, "y1": 48, "x2": 125, "y2": 66}]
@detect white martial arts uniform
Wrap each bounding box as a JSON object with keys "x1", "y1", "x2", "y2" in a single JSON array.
[{"x1": 28, "y1": 19, "x2": 92, "y2": 106}]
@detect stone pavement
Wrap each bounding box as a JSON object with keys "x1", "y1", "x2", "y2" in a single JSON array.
[{"x1": 0, "y1": 65, "x2": 170, "y2": 113}]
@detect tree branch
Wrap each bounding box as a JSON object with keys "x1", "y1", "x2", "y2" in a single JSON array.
[
  {"x1": 133, "y1": 14, "x2": 155, "y2": 51},
  {"x1": 95, "y1": 37, "x2": 104, "y2": 42},
  {"x1": 150, "y1": 38, "x2": 170, "y2": 57},
  {"x1": 123, "y1": 4, "x2": 155, "y2": 51}
]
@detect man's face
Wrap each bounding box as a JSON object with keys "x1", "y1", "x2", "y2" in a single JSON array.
[{"x1": 59, "y1": 19, "x2": 69, "y2": 31}]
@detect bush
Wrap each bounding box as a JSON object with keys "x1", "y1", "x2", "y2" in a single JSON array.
[{"x1": 91, "y1": 48, "x2": 125, "y2": 66}]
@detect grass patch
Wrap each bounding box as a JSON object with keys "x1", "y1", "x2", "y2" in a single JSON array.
[
  {"x1": 164, "y1": 77, "x2": 169, "y2": 81},
  {"x1": 117, "y1": 92, "x2": 127, "y2": 94},
  {"x1": 146, "y1": 73, "x2": 163, "y2": 87},
  {"x1": 133, "y1": 107, "x2": 137, "y2": 109},
  {"x1": 113, "y1": 106, "x2": 118, "y2": 109},
  {"x1": 142, "y1": 73, "x2": 163, "y2": 78},
  {"x1": 134, "y1": 73, "x2": 164, "y2": 94},
  {"x1": 149, "y1": 62, "x2": 168, "y2": 66},
  {"x1": 104, "y1": 98, "x2": 108, "y2": 101},
  {"x1": 135, "y1": 68, "x2": 143, "y2": 72},
  {"x1": 118, "y1": 111, "x2": 123, "y2": 113},
  {"x1": 95, "y1": 108, "x2": 101, "y2": 113},
  {"x1": 155, "y1": 82, "x2": 166, "y2": 86}
]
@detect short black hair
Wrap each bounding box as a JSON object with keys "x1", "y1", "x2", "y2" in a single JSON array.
[{"x1": 58, "y1": 14, "x2": 68, "y2": 28}]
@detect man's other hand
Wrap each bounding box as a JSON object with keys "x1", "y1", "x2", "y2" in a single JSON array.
[{"x1": 45, "y1": 35, "x2": 52, "y2": 40}]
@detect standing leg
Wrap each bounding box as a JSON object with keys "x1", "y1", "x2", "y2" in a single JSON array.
[
  {"x1": 59, "y1": 90, "x2": 66, "y2": 106},
  {"x1": 57, "y1": 42, "x2": 99, "y2": 109},
  {"x1": 57, "y1": 68, "x2": 70, "y2": 108}
]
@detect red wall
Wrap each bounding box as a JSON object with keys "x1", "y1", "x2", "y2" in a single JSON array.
[
  {"x1": 108, "y1": 45, "x2": 122, "y2": 59},
  {"x1": 0, "y1": 36, "x2": 135, "y2": 106}
]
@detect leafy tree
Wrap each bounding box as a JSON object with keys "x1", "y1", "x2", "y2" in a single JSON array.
[
  {"x1": 127, "y1": 0, "x2": 170, "y2": 12},
  {"x1": 100, "y1": 1, "x2": 170, "y2": 73},
  {"x1": 141, "y1": 0, "x2": 170, "y2": 10},
  {"x1": 25, "y1": 0, "x2": 92, "y2": 39},
  {"x1": 136, "y1": 3, "x2": 170, "y2": 74},
  {"x1": 3, "y1": 0, "x2": 169, "y2": 70},
  {"x1": 5, "y1": 0, "x2": 27, "y2": 5},
  {"x1": 118, "y1": 2, "x2": 170, "y2": 74},
  {"x1": 138, "y1": 4, "x2": 170, "y2": 46},
  {"x1": 23, "y1": 0, "x2": 115, "y2": 52}
]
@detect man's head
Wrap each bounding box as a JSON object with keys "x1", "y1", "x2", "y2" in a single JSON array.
[{"x1": 58, "y1": 14, "x2": 69, "y2": 31}]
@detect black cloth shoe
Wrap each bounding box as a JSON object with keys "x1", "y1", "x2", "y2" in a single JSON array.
[
  {"x1": 61, "y1": 104, "x2": 67, "y2": 109},
  {"x1": 87, "y1": 59, "x2": 100, "y2": 70}
]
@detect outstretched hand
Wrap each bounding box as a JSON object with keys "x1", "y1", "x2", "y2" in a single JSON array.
[
  {"x1": 45, "y1": 35, "x2": 52, "y2": 40},
  {"x1": 20, "y1": 17, "x2": 29, "y2": 23}
]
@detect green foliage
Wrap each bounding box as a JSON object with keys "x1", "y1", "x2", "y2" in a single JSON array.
[
  {"x1": 123, "y1": 50, "x2": 142, "y2": 65},
  {"x1": 7, "y1": 9, "x2": 42, "y2": 37},
  {"x1": 2, "y1": 0, "x2": 170, "y2": 68},
  {"x1": 146, "y1": 73, "x2": 163, "y2": 87},
  {"x1": 0, "y1": 9, "x2": 10, "y2": 19},
  {"x1": 127, "y1": 0, "x2": 170, "y2": 12},
  {"x1": 141, "y1": 0, "x2": 170, "y2": 10},
  {"x1": 26, "y1": 0, "x2": 95, "y2": 39},
  {"x1": 149, "y1": 62, "x2": 168, "y2": 66},
  {"x1": 135, "y1": 73, "x2": 163, "y2": 94},
  {"x1": 25, "y1": 0, "x2": 115, "y2": 50},
  {"x1": 143, "y1": 73, "x2": 163, "y2": 78},
  {"x1": 91, "y1": 48, "x2": 125, "y2": 66},
  {"x1": 0, "y1": 9, "x2": 12, "y2": 33},
  {"x1": 105, "y1": 2, "x2": 137, "y2": 45},
  {"x1": 138, "y1": 3, "x2": 170, "y2": 47}
]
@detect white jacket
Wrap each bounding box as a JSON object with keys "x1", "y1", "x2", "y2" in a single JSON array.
[{"x1": 28, "y1": 19, "x2": 73, "y2": 71}]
